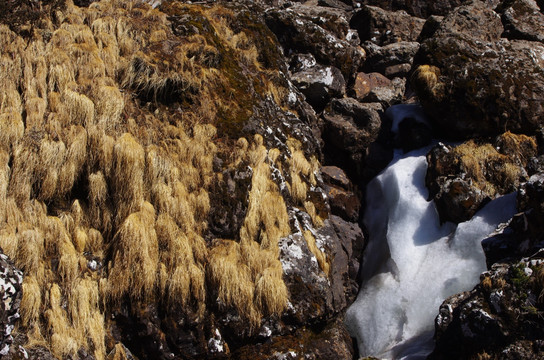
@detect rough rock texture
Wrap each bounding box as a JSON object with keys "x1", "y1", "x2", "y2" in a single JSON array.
[
  {"x1": 430, "y1": 254, "x2": 544, "y2": 359},
  {"x1": 352, "y1": 72, "x2": 391, "y2": 100},
  {"x1": 413, "y1": 1, "x2": 544, "y2": 139},
  {"x1": 291, "y1": 65, "x2": 346, "y2": 111},
  {"x1": 350, "y1": 5, "x2": 425, "y2": 45},
  {"x1": 425, "y1": 132, "x2": 537, "y2": 223},
  {"x1": 362, "y1": 41, "x2": 420, "y2": 77},
  {"x1": 321, "y1": 98, "x2": 383, "y2": 179},
  {"x1": 356, "y1": 0, "x2": 499, "y2": 18},
  {"x1": 321, "y1": 166, "x2": 360, "y2": 222},
  {"x1": 499, "y1": 0, "x2": 544, "y2": 43},
  {"x1": 484, "y1": 171, "x2": 544, "y2": 267},
  {"x1": 0, "y1": 252, "x2": 22, "y2": 357},
  {"x1": 265, "y1": 4, "x2": 365, "y2": 80}
]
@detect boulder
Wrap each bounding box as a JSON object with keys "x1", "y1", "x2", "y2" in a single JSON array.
[
  {"x1": 321, "y1": 99, "x2": 383, "y2": 178},
  {"x1": 362, "y1": 41, "x2": 420, "y2": 76},
  {"x1": 350, "y1": 5, "x2": 425, "y2": 46},
  {"x1": 430, "y1": 255, "x2": 544, "y2": 359},
  {"x1": 413, "y1": 1, "x2": 544, "y2": 139},
  {"x1": 362, "y1": 77, "x2": 405, "y2": 106},
  {"x1": 265, "y1": 4, "x2": 365, "y2": 79},
  {"x1": 291, "y1": 65, "x2": 346, "y2": 111},
  {"x1": 499, "y1": 0, "x2": 544, "y2": 43},
  {"x1": 425, "y1": 132, "x2": 537, "y2": 223},
  {"x1": 352, "y1": 72, "x2": 392, "y2": 100}
]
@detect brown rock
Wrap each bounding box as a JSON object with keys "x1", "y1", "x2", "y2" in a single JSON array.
[
  {"x1": 499, "y1": 0, "x2": 544, "y2": 43},
  {"x1": 353, "y1": 72, "x2": 391, "y2": 100}
]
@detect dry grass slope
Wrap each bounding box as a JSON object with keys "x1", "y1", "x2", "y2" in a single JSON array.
[{"x1": 0, "y1": 0, "x2": 325, "y2": 358}]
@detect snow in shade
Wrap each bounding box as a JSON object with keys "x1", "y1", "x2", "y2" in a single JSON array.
[{"x1": 345, "y1": 146, "x2": 517, "y2": 359}]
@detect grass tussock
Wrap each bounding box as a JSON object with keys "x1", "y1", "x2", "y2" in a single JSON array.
[
  {"x1": 303, "y1": 230, "x2": 330, "y2": 276},
  {"x1": 411, "y1": 64, "x2": 444, "y2": 101}
]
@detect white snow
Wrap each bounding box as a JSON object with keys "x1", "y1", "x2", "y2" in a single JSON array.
[{"x1": 345, "y1": 146, "x2": 516, "y2": 359}]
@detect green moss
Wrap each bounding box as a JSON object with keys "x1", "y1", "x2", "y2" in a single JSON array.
[{"x1": 511, "y1": 264, "x2": 530, "y2": 289}]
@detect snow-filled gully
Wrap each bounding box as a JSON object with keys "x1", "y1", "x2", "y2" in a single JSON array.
[{"x1": 345, "y1": 135, "x2": 516, "y2": 359}]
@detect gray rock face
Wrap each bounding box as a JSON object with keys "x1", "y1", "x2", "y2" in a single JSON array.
[
  {"x1": 0, "y1": 252, "x2": 22, "y2": 357},
  {"x1": 265, "y1": 4, "x2": 365, "y2": 79},
  {"x1": 413, "y1": 1, "x2": 544, "y2": 139},
  {"x1": 291, "y1": 65, "x2": 346, "y2": 111},
  {"x1": 350, "y1": 5, "x2": 425, "y2": 46}
]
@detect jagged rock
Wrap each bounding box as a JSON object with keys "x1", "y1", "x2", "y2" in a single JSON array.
[
  {"x1": 499, "y1": 0, "x2": 544, "y2": 43},
  {"x1": 350, "y1": 5, "x2": 425, "y2": 45},
  {"x1": 362, "y1": 41, "x2": 419, "y2": 76},
  {"x1": 0, "y1": 252, "x2": 22, "y2": 358},
  {"x1": 352, "y1": 72, "x2": 391, "y2": 100},
  {"x1": 430, "y1": 254, "x2": 544, "y2": 359},
  {"x1": 265, "y1": 4, "x2": 365, "y2": 79},
  {"x1": 291, "y1": 65, "x2": 346, "y2": 111},
  {"x1": 425, "y1": 132, "x2": 537, "y2": 223},
  {"x1": 329, "y1": 215, "x2": 365, "y2": 298},
  {"x1": 413, "y1": 1, "x2": 544, "y2": 139},
  {"x1": 321, "y1": 98, "x2": 383, "y2": 178},
  {"x1": 321, "y1": 166, "x2": 360, "y2": 221}
]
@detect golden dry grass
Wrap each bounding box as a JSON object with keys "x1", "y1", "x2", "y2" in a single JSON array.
[
  {"x1": 411, "y1": 64, "x2": 444, "y2": 100},
  {"x1": 0, "y1": 0, "x2": 327, "y2": 356}
]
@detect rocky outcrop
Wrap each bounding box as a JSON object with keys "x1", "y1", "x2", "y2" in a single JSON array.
[
  {"x1": 413, "y1": 1, "x2": 544, "y2": 139},
  {"x1": 265, "y1": 4, "x2": 365, "y2": 80},
  {"x1": 430, "y1": 253, "x2": 544, "y2": 359},
  {"x1": 356, "y1": 0, "x2": 499, "y2": 18},
  {"x1": 425, "y1": 132, "x2": 537, "y2": 223},
  {"x1": 321, "y1": 166, "x2": 360, "y2": 222}
]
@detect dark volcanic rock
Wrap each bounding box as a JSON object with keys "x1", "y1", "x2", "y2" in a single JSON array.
[
  {"x1": 413, "y1": 1, "x2": 544, "y2": 139},
  {"x1": 321, "y1": 98, "x2": 383, "y2": 179},
  {"x1": 321, "y1": 166, "x2": 360, "y2": 221},
  {"x1": 265, "y1": 4, "x2": 365, "y2": 79},
  {"x1": 483, "y1": 171, "x2": 544, "y2": 266},
  {"x1": 291, "y1": 65, "x2": 346, "y2": 111},
  {"x1": 499, "y1": 0, "x2": 544, "y2": 43},
  {"x1": 355, "y1": 0, "x2": 499, "y2": 18},
  {"x1": 362, "y1": 77, "x2": 405, "y2": 106},
  {"x1": 350, "y1": 6, "x2": 425, "y2": 46},
  {"x1": 0, "y1": 252, "x2": 22, "y2": 358},
  {"x1": 233, "y1": 318, "x2": 354, "y2": 359},
  {"x1": 430, "y1": 254, "x2": 544, "y2": 359},
  {"x1": 425, "y1": 132, "x2": 537, "y2": 223},
  {"x1": 362, "y1": 41, "x2": 420, "y2": 76}
]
